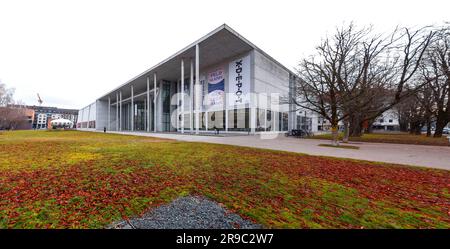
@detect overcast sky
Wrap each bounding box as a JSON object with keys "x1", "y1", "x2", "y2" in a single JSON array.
[{"x1": 0, "y1": 0, "x2": 448, "y2": 109}]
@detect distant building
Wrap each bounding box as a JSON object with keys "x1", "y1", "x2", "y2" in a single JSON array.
[
  {"x1": 77, "y1": 102, "x2": 96, "y2": 129},
  {"x1": 315, "y1": 109, "x2": 400, "y2": 133},
  {"x1": 371, "y1": 109, "x2": 400, "y2": 131},
  {"x1": 23, "y1": 108, "x2": 35, "y2": 129},
  {"x1": 25, "y1": 106, "x2": 78, "y2": 129}
]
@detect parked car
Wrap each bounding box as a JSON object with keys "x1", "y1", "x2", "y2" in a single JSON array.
[{"x1": 443, "y1": 127, "x2": 450, "y2": 134}]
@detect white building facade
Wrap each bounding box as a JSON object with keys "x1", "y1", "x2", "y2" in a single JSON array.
[
  {"x1": 78, "y1": 25, "x2": 318, "y2": 134},
  {"x1": 371, "y1": 109, "x2": 400, "y2": 131}
]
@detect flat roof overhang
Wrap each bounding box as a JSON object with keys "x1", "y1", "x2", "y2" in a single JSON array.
[{"x1": 98, "y1": 24, "x2": 269, "y2": 102}]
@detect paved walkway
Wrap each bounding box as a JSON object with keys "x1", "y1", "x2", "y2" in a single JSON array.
[{"x1": 99, "y1": 131, "x2": 450, "y2": 170}]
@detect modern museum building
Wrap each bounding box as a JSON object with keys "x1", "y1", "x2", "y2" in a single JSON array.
[{"x1": 77, "y1": 24, "x2": 318, "y2": 134}]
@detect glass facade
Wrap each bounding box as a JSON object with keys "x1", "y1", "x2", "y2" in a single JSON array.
[
  {"x1": 228, "y1": 108, "x2": 249, "y2": 131},
  {"x1": 207, "y1": 110, "x2": 225, "y2": 130},
  {"x1": 279, "y1": 112, "x2": 288, "y2": 131},
  {"x1": 162, "y1": 82, "x2": 171, "y2": 132},
  {"x1": 103, "y1": 53, "x2": 302, "y2": 134},
  {"x1": 297, "y1": 115, "x2": 312, "y2": 131},
  {"x1": 134, "y1": 102, "x2": 146, "y2": 131}
]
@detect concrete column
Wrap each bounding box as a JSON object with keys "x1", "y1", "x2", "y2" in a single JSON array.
[
  {"x1": 195, "y1": 44, "x2": 200, "y2": 134},
  {"x1": 274, "y1": 111, "x2": 279, "y2": 132},
  {"x1": 181, "y1": 59, "x2": 185, "y2": 133},
  {"x1": 116, "y1": 92, "x2": 119, "y2": 131},
  {"x1": 288, "y1": 74, "x2": 296, "y2": 131},
  {"x1": 125, "y1": 103, "x2": 128, "y2": 130},
  {"x1": 144, "y1": 98, "x2": 147, "y2": 131},
  {"x1": 87, "y1": 105, "x2": 91, "y2": 128},
  {"x1": 265, "y1": 108, "x2": 268, "y2": 132},
  {"x1": 190, "y1": 58, "x2": 194, "y2": 133},
  {"x1": 250, "y1": 50, "x2": 256, "y2": 134},
  {"x1": 176, "y1": 79, "x2": 179, "y2": 131},
  {"x1": 225, "y1": 109, "x2": 228, "y2": 132},
  {"x1": 119, "y1": 91, "x2": 122, "y2": 131},
  {"x1": 131, "y1": 85, "x2": 134, "y2": 131},
  {"x1": 225, "y1": 74, "x2": 228, "y2": 133},
  {"x1": 108, "y1": 97, "x2": 111, "y2": 131},
  {"x1": 159, "y1": 80, "x2": 163, "y2": 131},
  {"x1": 153, "y1": 72, "x2": 157, "y2": 132},
  {"x1": 205, "y1": 111, "x2": 208, "y2": 131},
  {"x1": 147, "y1": 76, "x2": 150, "y2": 132},
  {"x1": 250, "y1": 95, "x2": 256, "y2": 134}
]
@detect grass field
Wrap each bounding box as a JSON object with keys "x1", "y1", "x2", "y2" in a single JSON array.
[
  {"x1": 0, "y1": 130, "x2": 449, "y2": 228},
  {"x1": 311, "y1": 132, "x2": 450, "y2": 146}
]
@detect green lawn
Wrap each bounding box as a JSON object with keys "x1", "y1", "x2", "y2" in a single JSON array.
[
  {"x1": 311, "y1": 132, "x2": 450, "y2": 146},
  {"x1": 0, "y1": 130, "x2": 449, "y2": 228}
]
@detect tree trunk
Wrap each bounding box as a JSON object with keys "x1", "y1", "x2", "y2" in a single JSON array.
[
  {"x1": 331, "y1": 124, "x2": 339, "y2": 146},
  {"x1": 408, "y1": 122, "x2": 414, "y2": 134},
  {"x1": 365, "y1": 120, "x2": 374, "y2": 134},
  {"x1": 414, "y1": 125, "x2": 422, "y2": 135},
  {"x1": 349, "y1": 115, "x2": 363, "y2": 137},
  {"x1": 342, "y1": 119, "x2": 349, "y2": 143},
  {"x1": 399, "y1": 119, "x2": 409, "y2": 132},
  {"x1": 434, "y1": 116, "x2": 448, "y2": 138},
  {"x1": 409, "y1": 121, "x2": 420, "y2": 134},
  {"x1": 426, "y1": 118, "x2": 432, "y2": 137},
  {"x1": 350, "y1": 123, "x2": 363, "y2": 137}
]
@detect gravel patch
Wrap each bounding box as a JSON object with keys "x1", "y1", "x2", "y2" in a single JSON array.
[{"x1": 110, "y1": 195, "x2": 262, "y2": 229}]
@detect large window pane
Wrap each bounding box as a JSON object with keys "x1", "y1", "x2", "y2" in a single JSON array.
[
  {"x1": 208, "y1": 111, "x2": 225, "y2": 130},
  {"x1": 228, "y1": 108, "x2": 249, "y2": 131}
]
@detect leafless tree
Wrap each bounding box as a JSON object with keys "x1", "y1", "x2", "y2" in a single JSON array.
[
  {"x1": 421, "y1": 25, "x2": 450, "y2": 137},
  {"x1": 295, "y1": 23, "x2": 435, "y2": 144},
  {"x1": 295, "y1": 24, "x2": 370, "y2": 145},
  {"x1": 396, "y1": 85, "x2": 434, "y2": 135},
  {"x1": 0, "y1": 82, "x2": 14, "y2": 107},
  {"x1": 348, "y1": 26, "x2": 435, "y2": 136},
  {"x1": 0, "y1": 106, "x2": 29, "y2": 130},
  {"x1": 0, "y1": 83, "x2": 29, "y2": 130}
]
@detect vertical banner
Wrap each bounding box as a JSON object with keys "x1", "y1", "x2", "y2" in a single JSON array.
[
  {"x1": 207, "y1": 67, "x2": 225, "y2": 106},
  {"x1": 228, "y1": 55, "x2": 250, "y2": 106}
]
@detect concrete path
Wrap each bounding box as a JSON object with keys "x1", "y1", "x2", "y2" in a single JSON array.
[{"x1": 99, "y1": 131, "x2": 450, "y2": 170}]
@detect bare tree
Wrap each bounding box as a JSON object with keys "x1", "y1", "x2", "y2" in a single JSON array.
[
  {"x1": 347, "y1": 26, "x2": 435, "y2": 136},
  {"x1": 0, "y1": 106, "x2": 29, "y2": 130},
  {"x1": 295, "y1": 24, "x2": 370, "y2": 145},
  {"x1": 421, "y1": 25, "x2": 450, "y2": 137},
  {"x1": 396, "y1": 85, "x2": 434, "y2": 135},
  {"x1": 0, "y1": 83, "x2": 29, "y2": 130},
  {"x1": 0, "y1": 82, "x2": 15, "y2": 107},
  {"x1": 295, "y1": 23, "x2": 435, "y2": 144}
]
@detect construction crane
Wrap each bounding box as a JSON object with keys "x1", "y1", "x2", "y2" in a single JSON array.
[{"x1": 37, "y1": 93, "x2": 43, "y2": 106}]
